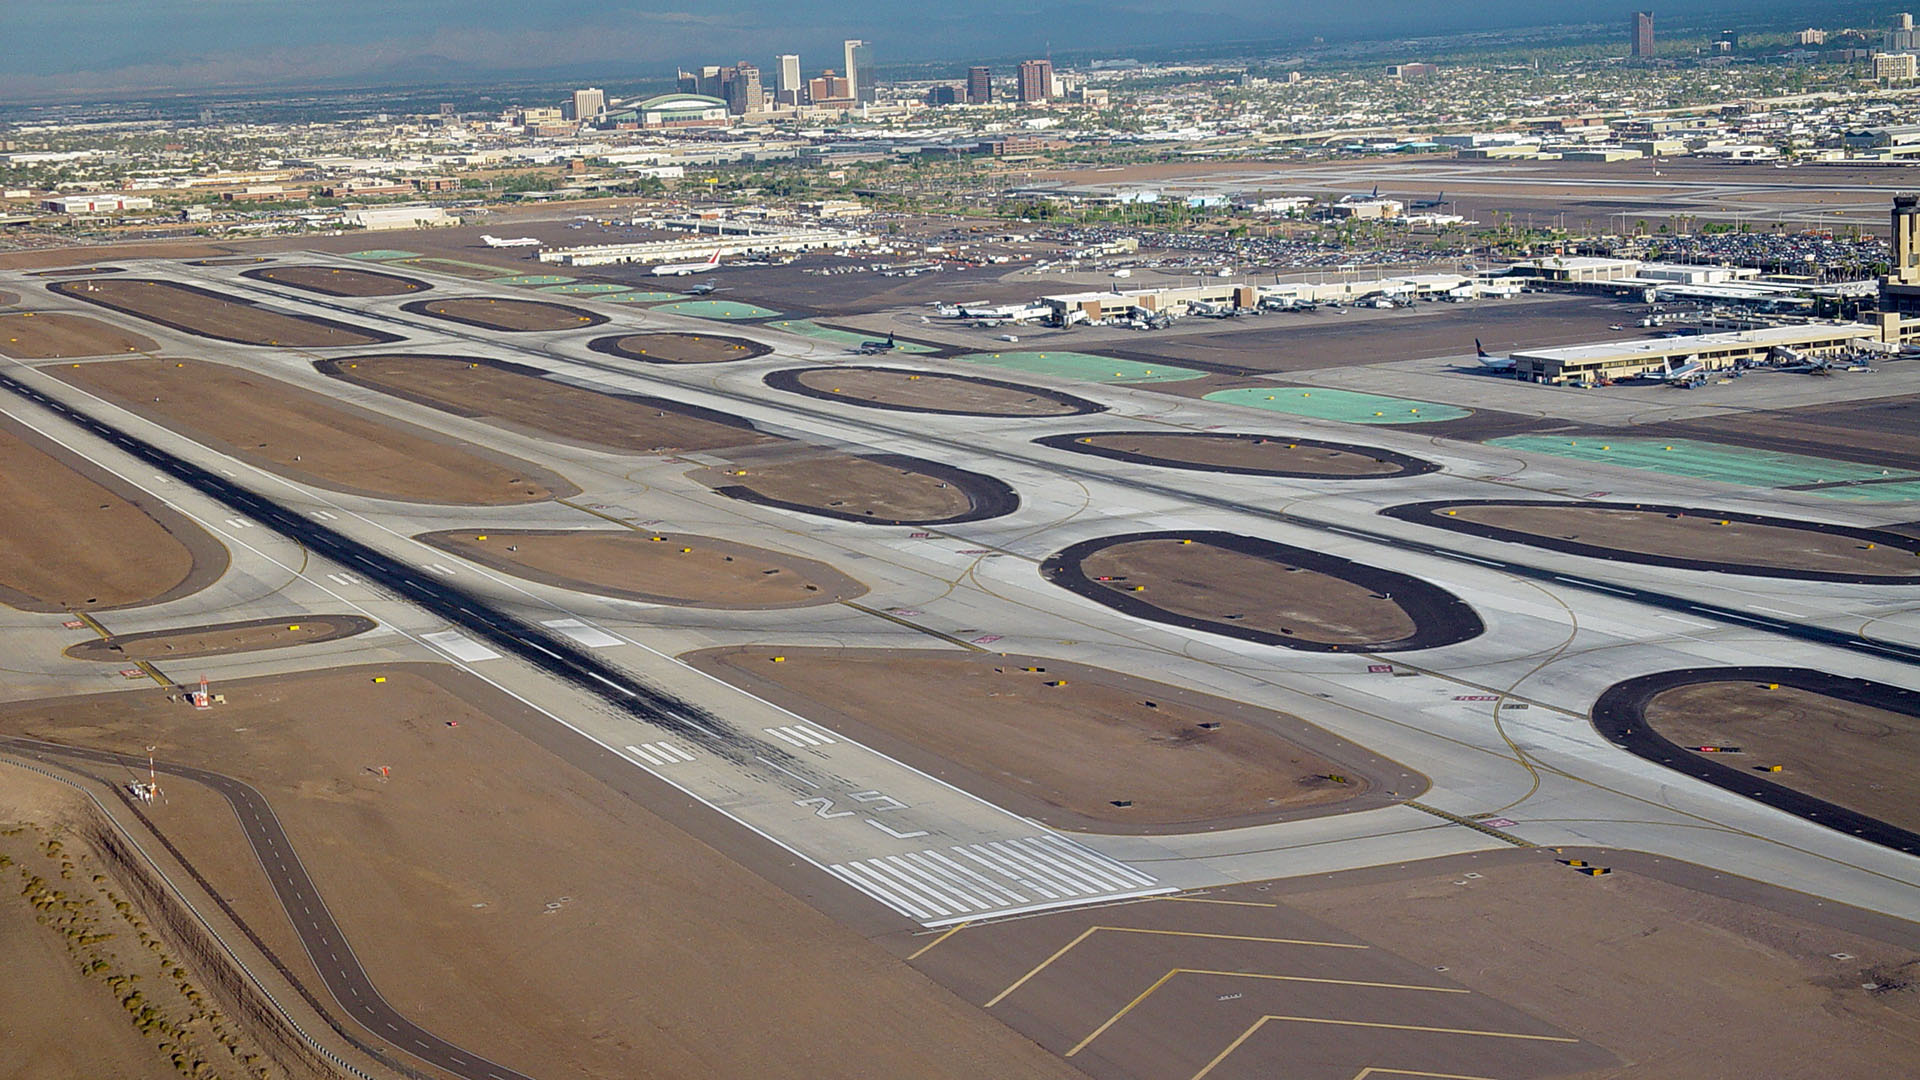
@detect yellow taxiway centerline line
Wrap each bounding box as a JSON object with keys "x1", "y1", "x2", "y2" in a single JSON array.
[
  {"x1": 1192, "y1": 1015, "x2": 1580, "y2": 1080},
  {"x1": 987, "y1": 926, "x2": 1367, "y2": 1007},
  {"x1": 1067, "y1": 968, "x2": 1470, "y2": 1057}
]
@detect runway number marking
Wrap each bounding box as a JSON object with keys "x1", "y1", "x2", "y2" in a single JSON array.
[{"x1": 796, "y1": 796, "x2": 856, "y2": 819}]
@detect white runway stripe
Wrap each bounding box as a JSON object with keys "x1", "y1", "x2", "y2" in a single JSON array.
[
  {"x1": 625, "y1": 742, "x2": 695, "y2": 766},
  {"x1": 765, "y1": 724, "x2": 834, "y2": 746}
]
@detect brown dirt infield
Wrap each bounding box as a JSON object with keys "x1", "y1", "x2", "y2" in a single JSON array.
[
  {"x1": 0, "y1": 311, "x2": 157, "y2": 358},
  {"x1": 590, "y1": 331, "x2": 771, "y2": 364},
  {"x1": 241, "y1": 264, "x2": 430, "y2": 297},
  {"x1": 52, "y1": 358, "x2": 575, "y2": 505},
  {"x1": 316, "y1": 353, "x2": 774, "y2": 455},
  {"x1": 684, "y1": 647, "x2": 1412, "y2": 830},
  {"x1": 778, "y1": 366, "x2": 1103, "y2": 416},
  {"x1": 416, "y1": 529, "x2": 866, "y2": 608},
  {"x1": 1278, "y1": 851, "x2": 1920, "y2": 1080},
  {"x1": 1051, "y1": 431, "x2": 1424, "y2": 477},
  {"x1": 1646, "y1": 681, "x2": 1920, "y2": 836},
  {"x1": 0, "y1": 666, "x2": 1086, "y2": 1080},
  {"x1": 64, "y1": 614, "x2": 377, "y2": 663},
  {"x1": 1080, "y1": 538, "x2": 1416, "y2": 645},
  {"x1": 691, "y1": 446, "x2": 1016, "y2": 526},
  {"x1": 0, "y1": 412, "x2": 226, "y2": 612},
  {"x1": 403, "y1": 296, "x2": 607, "y2": 332},
  {"x1": 1444, "y1": 503, "x2": 1920, "y2": 579},
  {"x1": 49, "y1": 279, "x2": 398, "y2": 348}
]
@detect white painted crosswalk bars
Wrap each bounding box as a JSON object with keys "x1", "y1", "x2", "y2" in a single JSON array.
[{"x1": 829, "y1": 834, "x2": 1166, "y2": 925}]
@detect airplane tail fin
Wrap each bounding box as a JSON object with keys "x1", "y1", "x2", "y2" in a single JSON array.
[
  {"x1": 1475, "y1": 338, "x2": 1488, "y2": 358},
  {"x1": 708, "y1": 249, "x2": 721, "y2": 265}
]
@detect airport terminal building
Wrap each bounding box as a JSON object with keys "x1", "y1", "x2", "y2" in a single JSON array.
[{"x1": 1510, "y1": 323, "x2": 1876, "y2": 384}]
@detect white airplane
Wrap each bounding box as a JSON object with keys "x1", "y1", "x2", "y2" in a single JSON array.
[
  {"x1": 1659, "y1": 355, "x2": 1704, "y2": 384},
  {"x1": 481, "y1": 234, "x2": 541, "y2": 248},
  {"x1": 652, "y1": 249, "x2": 723, "y2": 276},
  {"x1": 1474, "y1": 339, "x2": 1515, "y2": 371}
]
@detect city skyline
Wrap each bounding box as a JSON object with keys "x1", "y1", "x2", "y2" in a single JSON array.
[{"x1": 0, "y1": 0, "x2": 1820, "y2": 100}]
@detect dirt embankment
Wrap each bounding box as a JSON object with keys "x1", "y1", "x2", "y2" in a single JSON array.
[
  {"x1": 416, "y1": 530, "x2": 865, "y2": 608},
  {"x1": 1646, "y1": 680, "x2": 1920, "y2": 836},
  {"x1": 590, "y1": 331, "x2": 770, "y2": 364},
  {"x1": 65, "y1": 615, "x2": 377, "y2": 663},
  {"x1": 683, "y1": 647, "x2": 1417, "y2": 830},
  {"x1": 0, "y1": 311, "x2": 157, "y2": 358},
  {"x1": 694, "y1": 447, "x2": 1019, "y2": 526},
  {"x1": 1391, "y1": 500, "x2": 1920, "y2": 583},
  {"x1": 0, "y1": 413, "x2": 227, "y2": 612},
  {"x1": 316, "y1": 354, "x2": 773, "y2": 455},
  {"x1": 1044, "y1": 530, "x2": 1484, "y2": 652},
  {"x1": 51, "y1": 279, "x2": 399, "y2": 348},
  {"x1": 402, "y1": 296, "x2": 606, "y2": 332},
  {"x1": 772, "y1": 366, "x2": 1105, "y2": 417},
  {"x1": 1041, "y1": 430, "x2": 1436, "y2": 479},
  {"x1": 53, "y1": 358, "x2": 576, "y2": 505},
  {"x1": 242, "y1": 265, "x2": 430, "y2": 298},
  {"x1": 0, "y1": 770, "x2": 329, "y2": 1079},
  {"x1": 0, "y1": 667, "x2": 1088, "y2": 1080}
]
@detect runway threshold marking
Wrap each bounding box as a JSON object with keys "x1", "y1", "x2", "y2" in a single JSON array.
[
  {"x1": 987, "y1": 926, "x2": 1367, "y2": 1007},
  {"x1": 839, "y1": 599, "x2": 987, "y2": 652},
  {"x1": 1191, "y1": 1016, "x2": 1579, "y2": 1080},
  {"x1": 1067, "y1": 968, "x2": 1471, "y2": 1057}
]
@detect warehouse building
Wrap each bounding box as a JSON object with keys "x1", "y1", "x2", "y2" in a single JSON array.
[{"x1": 41, "y1": 194, "x2": 154, "y2": 213}]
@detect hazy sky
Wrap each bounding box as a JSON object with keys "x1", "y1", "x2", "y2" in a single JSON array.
[{"x1": 4, "y1": 1, "x2": 1797, "y2": 100}]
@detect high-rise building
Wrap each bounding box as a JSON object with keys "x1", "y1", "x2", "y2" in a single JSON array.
[
  {"x1": 697, "y1": 65, "x2": 726, "y2": 98},
  {"x1": 776, "y1": 54, "x2": 803, "y2": 105},
  {"x1": 569, "y1": 87, "x2": 606, "y2": 123},
  {"x1": 808, "y1": 70, "x2": 853, "y2": 107},
  {"x1": 1017, "y1": 59, "x2": 1054, "y2": 103},
  {"x1": 1631, "y1": 12, "x2": 1654, "y2": 58},
  {"x1": 1796, "y1": 28, "x2": 1827, "y2": 45},
  {"x1": 723, "y1": 63, "x2": 764, "y2": 115},
  {"x1": 843, "y1": 39, "x2": 874, "y2": 104},
  {"x1": 1889, "y1": 13, "x2": 1920, "y2": 52},
  {"x1": 926, "y1": 85, "x2": 959, "y2": 106},
  {"x1": 967, "y1": 66, "x2": 993, "y2": 105}
]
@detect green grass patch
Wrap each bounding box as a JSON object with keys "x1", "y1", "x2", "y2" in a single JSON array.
[
  {"x1": 653, "y1": 299, "x2": 782, "y2": 320},
  {"x1": 953, "y1": 351, "x2": 1205, "y2": 383},
  {"x1": 1488, "y1": 436, "x2": 1918, "y2": 489},
  {"x1": 1205, "y1": 387, "x2": 1470, "y2": 423}
]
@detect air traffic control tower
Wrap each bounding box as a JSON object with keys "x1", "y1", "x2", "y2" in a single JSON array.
[{"x1": 1878, "y1": 193, "x2": 1920, "y2": 343}]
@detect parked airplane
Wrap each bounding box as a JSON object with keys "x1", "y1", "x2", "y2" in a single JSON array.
[
  {"x1": 857, "y1": 334, "x2": 896, "y2": 355},
  {"x1": 481, "y1": 234, "x2": 541, "y2": 248},
  {"x1": 1474, "y1": 339, "x2": 1515, "y2": 371},
  {"x1": 1659, "y1": 355, "x2": 1705, "y2": 384},
  {"x1": 652, "y1": 249, "x2": 723, "y2": 276},
  {"x1": 1409, "y1": 191, "x2": 1448, "y2": 209}
]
